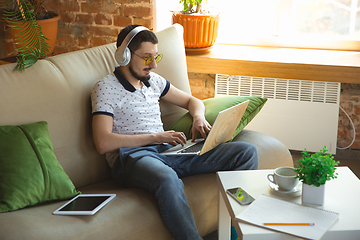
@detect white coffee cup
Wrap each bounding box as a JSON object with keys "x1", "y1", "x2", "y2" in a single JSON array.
[{"x1": 267, "y1": 167, "x2": 299, "y2": 191}]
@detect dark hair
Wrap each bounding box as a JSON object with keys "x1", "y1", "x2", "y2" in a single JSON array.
[{"x1": 116, "y1": 25, "x2": 158, "y2": 51}]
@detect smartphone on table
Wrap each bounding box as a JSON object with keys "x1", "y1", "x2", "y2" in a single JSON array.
[{"x1": 226, "y1": 187, "x2": 255, "y2": 205}]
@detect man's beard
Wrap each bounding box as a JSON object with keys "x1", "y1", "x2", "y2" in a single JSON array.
[{"x1": 129, "y1": 65, "x2": 151, "y2": 83}]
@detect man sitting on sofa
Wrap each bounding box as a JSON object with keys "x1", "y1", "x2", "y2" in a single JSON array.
[{"x1": 91, "y1": 25, "x2": 258, "y2": 240}]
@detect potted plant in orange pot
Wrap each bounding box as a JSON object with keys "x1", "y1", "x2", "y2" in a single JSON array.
[
  {"x1": 172, "y1": 0, "x2": 220, "y2": 53},
  {"x1": 1, "y1": 0, "x2": 60, "y2": 71}
]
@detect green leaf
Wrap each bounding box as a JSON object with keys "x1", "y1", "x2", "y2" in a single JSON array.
[
  {"x1": 294, "y1": 146, "x2": 339, "y2": 186},
  {"x1": 1, "y1": 0, "x2": 50, "y2": 71},
  {"x1": 179, "y1": 0, "x2": 206, "y2": 13}
]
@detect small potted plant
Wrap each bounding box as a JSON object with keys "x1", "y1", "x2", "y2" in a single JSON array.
[
  {"x1": 294, "y1": 146, "x2": 340, "y2": 205},
  {"x1": 172, "y1": 0, "x2": 220, "y2": 53}
]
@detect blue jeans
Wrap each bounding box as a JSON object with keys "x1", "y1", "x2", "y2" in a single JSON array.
[{"x1": 111, "y1": 142, "x2": 258, "y2": 240}]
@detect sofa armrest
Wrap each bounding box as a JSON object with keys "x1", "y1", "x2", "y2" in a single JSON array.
[{"x1": 233, "y1": 129, "x2": 293, "y2": 169}]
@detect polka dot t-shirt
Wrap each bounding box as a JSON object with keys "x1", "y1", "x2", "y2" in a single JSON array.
[{"x1": 91, "y1": 67, "x2": 170, "y2": 166}]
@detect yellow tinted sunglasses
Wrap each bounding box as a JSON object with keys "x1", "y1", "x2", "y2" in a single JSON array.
[{"x1": 131, "y1": 51, "x2": 163, "y2": 65}]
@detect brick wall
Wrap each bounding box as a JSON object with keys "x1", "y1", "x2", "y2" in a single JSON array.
[
  {"x1": 188, "y1": 72, "x2": 215, "y2": 100},
  {"x1": 0, "y1": 0, "x2": 153, "y2": 58},
  {"x1": 1, "y1": 9, "x2": 16, "y2": 58},
  {"x1": 0, "y1": 12, "x2": 6, "y2": 58},
  {"x1": 338, "y1": 84, "x2": 360, "y2": 149},
  {"x1": 47, "y1": 0, "x2": 153, "y2": 55}
]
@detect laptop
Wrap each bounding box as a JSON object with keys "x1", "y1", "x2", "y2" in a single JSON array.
[{"x1": 161, "y1": 100, "x2": 249, "y2": 156}]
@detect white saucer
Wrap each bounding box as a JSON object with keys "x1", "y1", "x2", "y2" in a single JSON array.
[{"x1": 269, "y1": 182, "x2": 302, "y2": 193}]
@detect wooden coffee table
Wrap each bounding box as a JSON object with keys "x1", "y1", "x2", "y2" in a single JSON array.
[{"x1": 217, "y1": 167, "x2": 360, "y2": 240}]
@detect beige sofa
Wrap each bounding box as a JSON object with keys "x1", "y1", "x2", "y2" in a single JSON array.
[{"x1": 0, "y1": 24, "x2": 293, "y2": 240}]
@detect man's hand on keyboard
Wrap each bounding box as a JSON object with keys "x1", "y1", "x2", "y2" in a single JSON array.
[
  {"x1": 191, "y1": 116, "x2": 211, "y2": 142},
  {"x1": 156, "y1": 130, "x2": 187, "y2": 146}
]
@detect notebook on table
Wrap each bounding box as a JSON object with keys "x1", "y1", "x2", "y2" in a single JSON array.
[
  {"x1": 236, "y1": 194, "x2": 339, "y2": 240},
  {"x1": 161, "y1": 100, "x2": 249, "y2": 156}
]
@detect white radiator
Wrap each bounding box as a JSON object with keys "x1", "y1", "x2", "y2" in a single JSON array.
[{"x1": 215, "y1": 74, "x2": 341, "y2": 154}]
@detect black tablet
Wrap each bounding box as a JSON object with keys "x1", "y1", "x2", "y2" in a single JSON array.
[{"x1": 52, "y1": 194, "x2": 116, "y2": 215}]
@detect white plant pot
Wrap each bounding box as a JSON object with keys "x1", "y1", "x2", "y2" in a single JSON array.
[{"x1": 302, "y1": 183, "x2": 326, "y2": 205}]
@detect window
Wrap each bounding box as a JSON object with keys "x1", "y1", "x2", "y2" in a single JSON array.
[{"x1": 154, "y1": 0, "x2": 360, "y2": 51}]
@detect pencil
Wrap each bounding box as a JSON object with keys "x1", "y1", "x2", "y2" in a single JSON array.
[{"x1": 264, "y1": 223, "x2": 315, "y2": 226}]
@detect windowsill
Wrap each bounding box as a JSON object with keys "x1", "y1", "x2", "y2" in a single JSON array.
[{"x1": 186, "y1": 44, "x2": 360, "y2": 84}]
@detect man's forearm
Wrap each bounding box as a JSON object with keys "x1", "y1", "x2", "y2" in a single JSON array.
[
  {"x1": 187, "y1": 97, "x2": 206, "y2": 120},
  {"x1": 94, "y1": 131, "x2": 158, "y2": 154}
]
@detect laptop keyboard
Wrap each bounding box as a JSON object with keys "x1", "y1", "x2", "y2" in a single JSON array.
[{"x1": 178, "y1": 140, "x2": 205, "y2": 154}]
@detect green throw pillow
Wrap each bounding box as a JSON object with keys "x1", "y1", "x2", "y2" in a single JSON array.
[
  {"x1": 168, "y1": 96, "x2": 267, "y2": 140},
  {"x1": 0, "y1": 121, "x2": 80, "y2": 213}
]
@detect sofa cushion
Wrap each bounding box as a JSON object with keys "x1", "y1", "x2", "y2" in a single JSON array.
[
  {"x1": 168, "y1": 96, "x2": 267, "y2": 139},
  {"x1": 0, "y1": 121, "x2": 80, "y2": 213}
]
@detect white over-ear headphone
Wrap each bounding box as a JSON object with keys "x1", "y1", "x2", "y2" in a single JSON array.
[{"x1": 115, "y1": 26, "x2": 150, "y2": 66}]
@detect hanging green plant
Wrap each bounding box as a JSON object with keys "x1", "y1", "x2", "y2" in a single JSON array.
[{"x1": 1, "y1": 0, "x2": 50, "y2": 71}]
